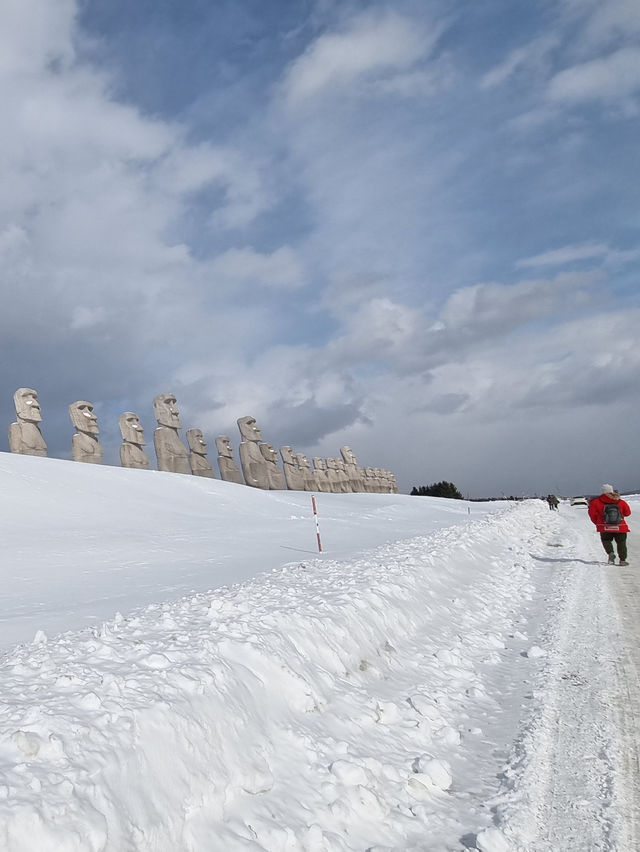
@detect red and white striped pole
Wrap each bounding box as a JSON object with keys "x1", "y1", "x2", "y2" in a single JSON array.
[{"x1": 311, "y1": 495, "x2": 322, "y2": 552}]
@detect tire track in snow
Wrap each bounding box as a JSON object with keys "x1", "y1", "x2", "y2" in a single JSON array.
[
  {"x1": 606, "y1": 522, "x2": 640, "y2": 852},
  {"x1": 486, "y1": 509, "x2": 622, "y2": 851}
]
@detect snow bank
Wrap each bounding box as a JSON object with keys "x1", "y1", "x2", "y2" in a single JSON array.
[{"x1": 0, "y1": 501, "x2": 550, "y2": 851}]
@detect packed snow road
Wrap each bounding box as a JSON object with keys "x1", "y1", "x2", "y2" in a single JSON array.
[
  {"x1": 0, "y1": 489, "x2": 638, "y2": 851},
  {"x1": 487, "y1": 501, "x2": 640, "y2": 852}
]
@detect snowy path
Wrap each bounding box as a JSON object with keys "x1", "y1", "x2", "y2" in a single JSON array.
[
  {"x1": 0, "y1": 480, "x2": 638, "y2": 851},
  {"x1": 490, "y1": 506, "x2": 640, "y2": 852},
  {"x1": 607, "y1": 525, "x2": 640, "y2": 852}
]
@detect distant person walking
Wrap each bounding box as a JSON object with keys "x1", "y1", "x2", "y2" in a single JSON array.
[
  {"x1": 588, "y1": 484, "x2": 631, "y2": 565},
  {"x1": 547, "y1": 494, "x2": 559, "y2": 511}
]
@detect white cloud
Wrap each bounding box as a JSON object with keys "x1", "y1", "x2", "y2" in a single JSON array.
[
  {"x1": 0, "y1": 0, "x2": 75, "y2": 78},
  {"x1": 574, "y1": 0, "x2": 640, "y2": 49},
  {"x1": 70, "y1": 306, "x2": 107, "y2": 331},
  {"x1": 480, "y1": 35, "x2": 558, "y2": 89},
  {"x1": 516, "y1": 242, "x2": 609, "y2": 268},
  {"x1": 547, "y1": 47, "x2": 640, "y2": 104},
  {"x1": 281, "y1": 11, "x2": 435, "y2": 105},
  {"x1": 207, "y1": 246, "x2": 305, "y2": 291},
  {"x1": 439, "y1": 273, "x2": 595, "y2": 336}
]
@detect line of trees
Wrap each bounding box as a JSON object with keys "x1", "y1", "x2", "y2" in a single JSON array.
[{"x1": 410, "y1": 481, "x2": 463, "y2": 499}]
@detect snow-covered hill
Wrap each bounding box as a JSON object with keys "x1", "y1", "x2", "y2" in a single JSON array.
[{"x1": 0, "y1": 452, "x2": 637, "y2": 851}]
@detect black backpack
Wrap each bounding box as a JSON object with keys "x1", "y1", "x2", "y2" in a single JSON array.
[{"x1": 603, "y1": 503, "x2": 622, "y2": 525}]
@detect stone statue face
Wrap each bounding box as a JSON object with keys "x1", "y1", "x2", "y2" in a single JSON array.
[
  {"x1": 326, "y1": 457, "x2": 338, "y2": 471},
  {"x1": 14, "y1": 388, "x2": 42, "y2": 423},
  {"x1": 216, "y1": 435, "x2": 234, "y2": 457},
  {"x1": 237, "y1": 415, "x2": 262, "y2": 442},
  {"x1": 295, "y1": 453, "x2": 310, "y2": 471},
  {"x1": 187, "y1": 428, "x2": 207, "y2": 454},
  {"x1": 280, "y1": 446, "x2": 296, "y2": 464},
  {"x1": 153, "y1": 393, "x2": 181, "y2": 429},
  {"x1": 119, "y1": 412, "x2": 145, "y2": 445},
  {"x1": 260, "y1": 442, "x2": 278, "y2": 463},
  {"x1": 313, "y1": 457, "x2": 326, "y2": 471},
  {"x1": 69, "y1": 401, "x2": 99, "y2": 434},
  {"x1": 341, "y1": 445, "x2": 357, "y2": 465}
]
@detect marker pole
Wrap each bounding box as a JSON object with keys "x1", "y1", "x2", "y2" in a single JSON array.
[{"x1": 311, "y1": 495, "x2": 322, "y2": 552}]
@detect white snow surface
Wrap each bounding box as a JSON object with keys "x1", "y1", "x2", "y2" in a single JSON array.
[{"x1": 0, "y1": 452, "x2": 638, "y2": 851}]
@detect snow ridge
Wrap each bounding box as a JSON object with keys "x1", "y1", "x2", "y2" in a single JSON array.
[{"x1": 0, "y1": 501, "x2": 548, "y2": 851}]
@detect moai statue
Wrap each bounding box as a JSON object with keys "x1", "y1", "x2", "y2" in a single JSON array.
[
  {"x1": 312, "y1": 457, "x2": 331, "y2": 493},
  {"x1": 340, "y1": 446, "x2": 365, "y2": 492},
  {"x1": 280, "y1": 446, "x2": 305, "y2": 490},
  {"x1": 295, "y1": 453, "x2": 317, "y2": 491},
  {"x1": 325, "y1": 457, "x2": 342, "y2": 493},
  {"x1": 260, "y1": 443, "x2": 286, "y2": 490},
  {"x1": 364, "y1": 466, "x2": 378, "y2": 493},
  {"x1": 69, "y1": 401, "x2": 103, "y2": 464},
  {"x1": 334, "y1": 458, "x2": 352, "y2": 494},
  {"x1": 187, "y1": 428, "x2": 215, "y2": 478},
  {"x1": 237, "y1": 415, "x2": 270, "y2": 489},
  {"x1": 153, "y1": 393, "x2": 191, "y2": 474},
  {"x1": 215, "y1": 436, "x2": 243, "y2": 484},
  {"x1": 9, "y1": 388, "x2": 47, "y2": 457},
  {"x1": 119, "y1": 412, "x2": 150, "y2": 470},
  {"x1": 389, "y1": 473, "x2": 399, "y2": 494},
  {"x1": 374, "y1": 468, "x2": 388, "y2": 493}
]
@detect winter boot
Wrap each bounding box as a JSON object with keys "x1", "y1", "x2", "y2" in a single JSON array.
[
  {"x1": 619, "y1": 560, "x2": 629, "y2": 566},
  {"x1": 607, "y1": 553, "x2": 616, "y2": 564}
]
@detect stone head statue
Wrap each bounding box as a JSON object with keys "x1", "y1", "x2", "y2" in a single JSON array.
[
  {"x1": 69, "y1": 401, "x2": 99, "y2": 435},
  {"x1": 216, "y1": 435, "x2": 234, "y2": 457},
  {"x1": 14, "y1": 388, "x2": 43, "y2": 423},
  {"x1": 187, "y1": 428, "x2": 214, "y2": 478},
  {"x1": 340, "y1": 445, "x2": 358, "y2": 466},
  {"x1": 237, "y1": 415, "x2": 263, "y2": 443},
  {"x1": 119, "y1": 412, "x2": 146, "y2": 446},
  {"x1": 153, "y1": 392, "x2": 190, "y2": 474},
  {"x1": 260, "y1": 442, "x2": 279, "y2": 464},
  {"x1": 119, "y1": 412, "x2": 150, "y2": 470},
  {"x1": 69, "y1": 400, "x2": 102, "y2": 464},
  {"x1": 187, "y1": 428, "x2": 207, "y2": 455},
  {"x1": 9, "y1": 388, "x2": 47, "y2": 457},
  {"x1": 153, "y1": 393, "x2": 181, "y2": 429},
  {"x1": 260, "y1": 442, "x2": 286, "y2": 490},
  {"x1": 280, "y1": 445, "x2": 296, "y2": 465},
  {"x1": 215, "y1": 435, "x2": 243, "y2": 484}
]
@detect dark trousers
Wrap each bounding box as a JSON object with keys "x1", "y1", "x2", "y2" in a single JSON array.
[{"x1": 600, "y1": 532, "x2": 627, "y2": 560}]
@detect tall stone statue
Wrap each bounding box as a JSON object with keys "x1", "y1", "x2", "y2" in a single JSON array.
[
  {"x1": 187, "y1": 428, "x2": 215, "y2": 478},
  {"x1": 260, "y1": 442, "x2": 286, "y2": 490},
  {"x1": 312, "y1": 457, "x2": 332, "y2": 493},
  {"x1": 69, "y1": 400, "x2": 103, "y2": 464},
  {"x1": 215, "y1": 436, "x2": 243, "y2": 484},
  {"x1": 364, "y1": 467, "x2": 378, "y2": 493},
  {"x1": 237, "y1": 415, "x2": 269, "y2": 489},
  {"x1": 340, "y1": 446, "x2": 364, "y2": 492},
  {"x1": 326, "y1": 457, "x2": 349, "y2": 493},
  {"x1": 295, "y1": 453, "x2": 317, "y2": 491},
  {"x1": 153, "y1": 393, "x2": 191, "y2": 475},
  {"x1": 9, "y1": 388, "x2": 47, "y2": 457},
  {"x1": 280, "y1": 446, "x2": 305, "y2": 491},
  {"x1": 335, "y1": 458, "x2": 352, "y2": 493},
  {"x1": 119, "y1": 412, "x2": 150, "y2": 470}
]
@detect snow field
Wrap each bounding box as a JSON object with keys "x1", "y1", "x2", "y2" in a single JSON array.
[{"x1": 0, "y1": 500, "x2": 552, "y2": 851}]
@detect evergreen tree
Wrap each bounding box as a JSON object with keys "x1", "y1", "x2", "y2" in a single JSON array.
[{"x1": 410, "y1": 481, "x2": 463, "y2": 499}]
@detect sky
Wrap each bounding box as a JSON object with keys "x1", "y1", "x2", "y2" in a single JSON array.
[
  {"x1": 1, "y1": 451, "x2": 638, "y2": 850},
  {"x1": 1, "y1": 0, "x2": 638, "y2": 498}
]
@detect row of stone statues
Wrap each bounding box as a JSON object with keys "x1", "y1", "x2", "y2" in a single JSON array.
[{"x1": 7, "y1": 388, "x2": 398, "y2": 493}]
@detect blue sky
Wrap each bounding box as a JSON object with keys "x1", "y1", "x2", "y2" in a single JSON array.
[{"x1": 1, "y1": 0, "x2": 638, "y2": 496}]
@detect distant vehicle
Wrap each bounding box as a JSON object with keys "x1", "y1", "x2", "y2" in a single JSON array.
[{"x1": 570, "y1": 496, "x2": 589, "y2": 506}]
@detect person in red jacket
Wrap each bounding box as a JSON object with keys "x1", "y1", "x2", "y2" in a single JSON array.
[{"x1": 588, "y1": 484, "x2": 631, "y2": 565}]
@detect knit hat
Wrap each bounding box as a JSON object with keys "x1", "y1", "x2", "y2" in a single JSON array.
[{"x1": 602, "y1": 483, "x2": 615, "y2": 494}]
